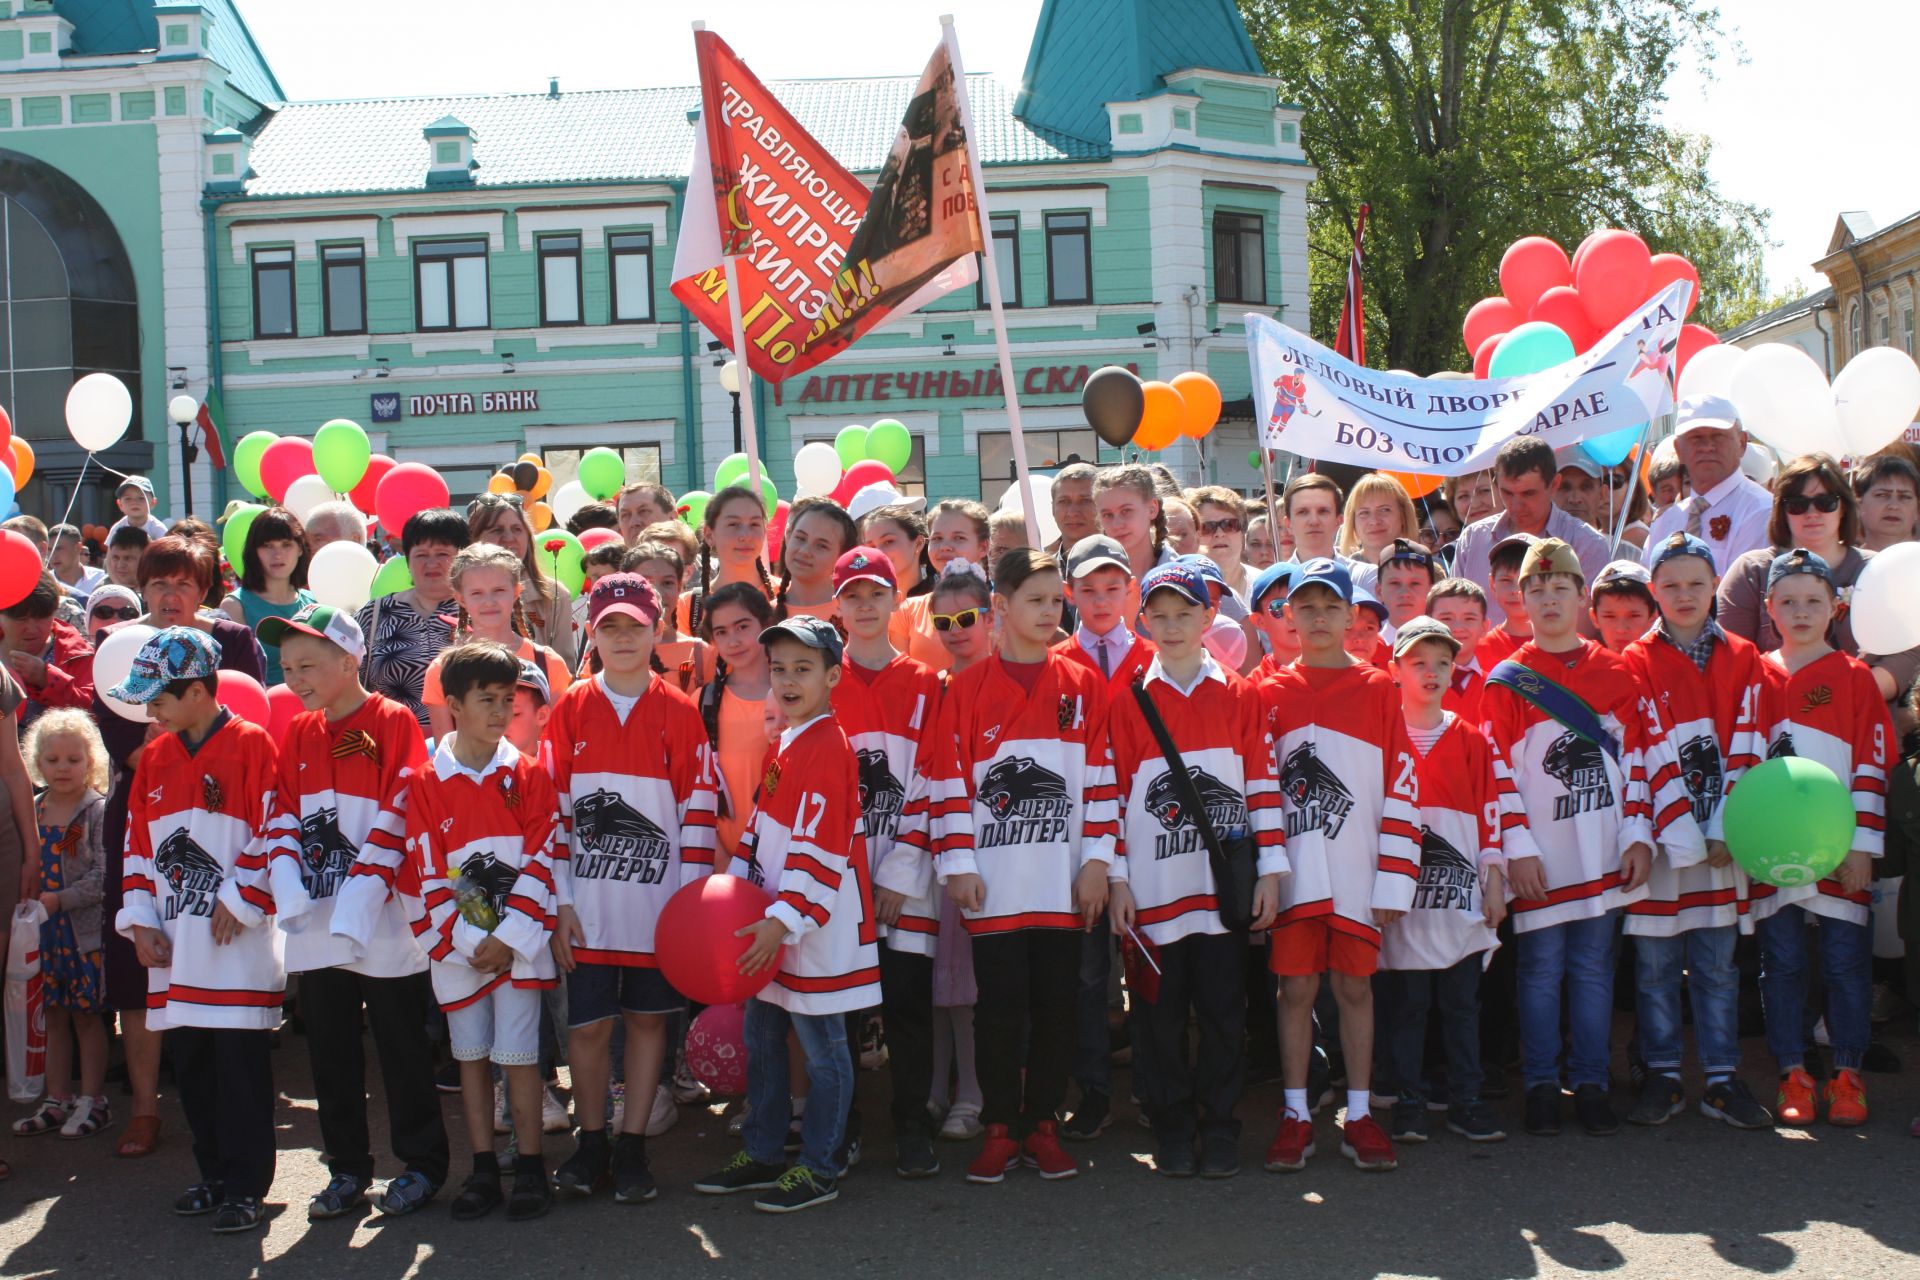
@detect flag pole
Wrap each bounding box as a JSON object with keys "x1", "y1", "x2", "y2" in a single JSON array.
[
  {"x1": 721, "y1": 254, "x2": 765, "y2": 514},
  {"x1": 943, "y1": 14, "x2": 1039, "y2": 550}
]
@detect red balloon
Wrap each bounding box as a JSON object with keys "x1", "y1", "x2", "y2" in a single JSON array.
[
  {"x1": 1463, "y1": 296, "x2": 1523, "y2": 357},
  {"x1": 655, "y1": 875, "x2": 781, "y2": 1006},
  {"x1": 266, "y1": 683, "x2": 305, "y2": 740},
  {"x1": 1473, "y1": 333, "x2": 1501, "y2": 380},
  {"x1": 0, "y1": 404, "x2": 11, "y2": 455},
  {"x1": 349, "y1": 453, "x2": 395, "y2": 516},
  {"x1": 0, "y1": 530, "x2": 38, "y2": 609},
  {"x1": 1499, "y1": 237, "x2": 1573, "y2": 315},
  {"x1": 258, "y1": 437, "x2": 315, "y2": 503},
  {"x1": 1574, "y1": 229, "x2": 1653, "y2": 333},
  {"x1": 1648, "y1": 252, "x2": 1702, "y2": 319},
  {"x1": 1529, "y1": 285, "x2": 1598, "y2": 353},
  {"x1": 215, "y1": 670, "x2": 271, "y2": 727},
  {"x1": 577, "y1": 527, "x2": 622, "y2": 553},
  {"x1": 1675, "y1": 322, "x2": 1719, "y2": 377},
  {"x1": 374, "y1": 462, "x2": 450, "y2": 534},
  {"x1": 767, "y1": 499, "x2": 791, "y2": 568},
  {"x1": 683, "y1": 1002, "x2": 748, "y2": 1095},
  {"x1": 830, "y1": 459, "x2": 895, "y2": 506},
  {"x1": 1571, "y1": 229, "x2": 1608, "y2": 276}
]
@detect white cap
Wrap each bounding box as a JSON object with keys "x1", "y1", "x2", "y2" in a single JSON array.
[
  {"x1": 1674, "y1": 393, "x2": 1740, "y2": 437},
  {"x1": 845, "y1": 482, "x2": 925, "y2": 524}
]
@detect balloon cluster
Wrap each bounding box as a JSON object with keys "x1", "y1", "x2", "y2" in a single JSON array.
[
  {"x1": 484, "y1": 454, "x2": 557, "y2": 530},
  {"x1": 1081, "y1": 368, "x2": 1223, "y2": 451},
  {"x1": 1679, "y1": 342, "x2": 1920, "y2": 467}
]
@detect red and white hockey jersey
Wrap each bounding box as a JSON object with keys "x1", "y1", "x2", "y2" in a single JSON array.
[
  {"x1": 832, "y1": 655, "x2": 943, "y2": 957},
  {"x1": 1483, "y1": 640, "x2": 1682, "y2": 933},
  {"x1": 1257, "y1": 662, "x2": 1422, "y2": 947},
  {"x1": 396, "y1": 739, "x2": 559, "y2": 1010},
  {"x1": 545, "y1": 674, "x2": 719, "y2": 967},
  {"x1": 1748, "y1": 649, "x2": 1893, "y2": 926},
  {"x1": 929, "y1": 652, "x2": 1119, "y2": 935},
  {"x1": 268, "y1": 693, "x2": 428, "y2": 977},
  {"x1": 730, "y1": 714, "x2": 880, "y2": 1015},
  {"x1": 115, "y1": 715, "x2": 286, "y2": 1031},
  {"x1": 1379, "y1": 715, "x2": 1505, "y2": 971},
  {"x1": 1621, "y1": 629, "x2": 1766, "y2": 936},
  {"x1": 1055, "y1": 631, "x2": 1156, "y2": 696},
  {"x1": 1107, "y1": 655, "x2": 1284, "y2": 945}
]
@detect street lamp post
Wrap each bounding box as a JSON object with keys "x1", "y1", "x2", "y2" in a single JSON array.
[
  {"x1": 717, "y1": 359, "x2": 743, "y2": 455},
  {"x1": 168, "y1": 394, "x2": 199, "y2": 520}
]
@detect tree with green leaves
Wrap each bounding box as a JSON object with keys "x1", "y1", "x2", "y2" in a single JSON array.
[{"x1": 1240, "y1": 0, "x2": 1769, "y2": 372}]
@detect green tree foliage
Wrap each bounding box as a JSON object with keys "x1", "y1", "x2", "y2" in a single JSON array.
[{"x1": 1241, "y1": 0, "x2": 1770, "y2": 371}]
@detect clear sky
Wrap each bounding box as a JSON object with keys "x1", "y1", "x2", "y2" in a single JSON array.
[{"x1": 242, "y1": 0, "x2": 1918, "y2": 299}]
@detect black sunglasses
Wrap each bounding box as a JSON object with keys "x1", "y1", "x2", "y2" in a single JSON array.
[
  {"x1": 91, "y1": 604, "x2": 138, "y2": 621},
  {"x1": 931, "y1": 607, "x2": 986, "y2": 631},
  {"x1": 1199, "y1": 517, "x2": 1243, "y2": 535},
  {"x1": 1783, "y1": 492, "x2": 1842, "y2": 516}
]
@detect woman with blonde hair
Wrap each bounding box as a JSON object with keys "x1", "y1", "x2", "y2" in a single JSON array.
[
  {"x1": 1336, "y1": 473, "x2": 1419, "y2": 590},
  {"x1": 466, "y1": 492, "x2": 577, "y2": 668}
]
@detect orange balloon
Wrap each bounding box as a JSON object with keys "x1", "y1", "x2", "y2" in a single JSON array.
[
  {"x1": 517, "y1": 452, "x2": 542, "y2": 468},
  {"x1": 1386, "y1": 470, "x2": 1443, "y2": 500},
  {"x1": 8, "y1": 438, "x2": 31, "y2": 489},
  {"x1": 1133, "y1": 380, "x2": 1185, "y2": 451},
  {"x1": 529, "y1": 500, "x2": 553, "y2": 532},
  {"x1": 1171, "y1": 372, "x2": 1223, "y2": 438},
  {"x1": 531, "y1": 466, "x2": 553, "y2": 501},
  {"x1": 487, "y1": 472, "x2": 517, "y2": 495}
]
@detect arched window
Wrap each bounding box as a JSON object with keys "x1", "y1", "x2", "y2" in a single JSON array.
[{"x1": 1848, "y1": 300, "x2": 1864, "y2": 357}]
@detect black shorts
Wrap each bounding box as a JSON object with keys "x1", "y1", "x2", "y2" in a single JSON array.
[{"x1": 566, "y1": 963, "x2": 685, "y2": 1025}]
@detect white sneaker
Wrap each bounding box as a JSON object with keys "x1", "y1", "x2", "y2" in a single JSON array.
[
  {"x1": 541, "y1": 1084, "x2": 569, "y2": 1134},
  {"x1": 939, "y1": 1104, "x2": 983, "y2": 1141},
  {"x1": 59, "y1": 1095, "x2": 110, "y2": 1139},
  {"x1": 645, "y1": 1084, "x2": 679, "y2": 1137},
  {"x1": 671, "y1": 1061, "x2": 709, "y2": 1105},
  {"x1": 492, "y1": 1080, "x2": 509, "y2": 1134}
]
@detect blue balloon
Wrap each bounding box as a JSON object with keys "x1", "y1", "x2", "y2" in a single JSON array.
[
  {"x1": 1487, "y1": 321, "x2": 1577, "y2": 378},
  {"x1": 1582, "y1": 424, "x2": 1643, "y2": 468},
  {"x1": 0, "y1": 468, "x2": 16, "y2": 517}
]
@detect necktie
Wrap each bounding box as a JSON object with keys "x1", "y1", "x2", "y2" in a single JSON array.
[
  {"x1": 1097, "y1": 637, "x2": 1111, "y2": 679},
  {"x1": 1451, "y1": 667, "x2": 1472, "y2": 695},
  {"x1": 1684, "y1": 495, "x2": 1709, "y2": 537}
]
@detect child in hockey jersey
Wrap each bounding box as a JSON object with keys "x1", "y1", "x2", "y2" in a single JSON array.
[
  {"x1": 262, "y1": 604, "x2": 450, "y2": 1220},
  {"x1": 1483, "y1": 539, "x2": 1669, "y2": 1140},
  {"x1": 403, "y1": 641, "x2": 561, "y2": 1222},
  {"x1": 1260, "y1": 559, "x2": 1419, "y2": 1174},
  {"x1": 110, "y1": 628, "x2": 283, "y2": 1234},
  {"x1": 1247, "y1": 562, "x2": 1301, "y2": 678},
  {"x1": 1477, "y1": 533, "x2": 1537, "y2": 668},
  {"x1": 1751, "y1": 549, "x2": 1892, "y2": 1128},
  {"x1": 1427, "y1": 578, "x2": 1491, "y2": 726},
  {"x1": 1621, "y1": 534, "x2": 1774, "y2": 1131},
  {"x1": 548, "y1": 574, "x2": 717, "y2": 1203},
  {"x1": 1377, "y1": 617, "x2": 1506, "y2": 1145},
  {"x1": 1588, "y1": 561, "x2": 1657, "y2": 654},
  {"x1": 1106, "y1": 562, "x2": 1283, "y2": 1177},
  {"x1": 933, "y1": 548, "x2": 1116, "y2": 1185},
  {"x1": 694, "y1": 616, "x2": 877, "y2": 1214},
  {"x1": 830, "y1": 547, "x2": 947, "y2": 1176}
]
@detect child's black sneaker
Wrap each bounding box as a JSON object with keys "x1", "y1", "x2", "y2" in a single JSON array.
[
  {"x1": 507, "y1": 1164, "x2": 554, "y2": 1220},
  {"x1": 694, "y1": 1151, "x2": 787, "y2": 1195},
  {"x1": 433, "y1": 1060, "x2": 462, "y2": 1094},
  {"x1": 210, "y1": 1197, "x2": 265, "y2": 1235},
  {"x1": 174, "y1": 1181, "x2": 223, "y2": 1216},
  {"x1": 1574, "y1": 1084, "x2": 1618, "y2": 1136},
  {"x1": 1059, "y1": 1090, "x2": 1111, "y2": 1140},
  {"x1": 894, "y1": 1130, "x2": 940, "y2": 1179},
  {"x1": 1700, "y1": 1079, "x2": 1774, "y2": 1129},
  {"x1": 1198, "y1": 1130, "x2": 1240, "y2": 1178},
  {"x1": 1523, "y1": 1084, "x2": 1563, "y2": 1136},
  {"x1": 612, "y1": 1133, "x2": 658, "y2": 1204},
  {"x1": 1153, "y1": 1138, "x2": 1196, "y2": 1177},
  {"x1": 754, "y1": 1166, "x2": 838, "y2": 1214},
  {"x1": 1626, "y1": 1074, "x2": 1685, "y2": 1126},
  {"x1": 1446, "y1": 1099, "x2": 1506, "y2": 1142},
  {"x1": 1389, "y1": 1099, "x2": 1429, "y2": 1143},
  {"x1": 553, "y1": 1129, "x2": 610, "y2": 1196},
  {"x1": 450, "y1": 1171, "x2": 503, "y2": 1221}
]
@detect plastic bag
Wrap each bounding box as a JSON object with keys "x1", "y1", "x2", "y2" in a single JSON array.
[{"x1": 6, "y1": 902, "x2": 47, "y2": 1103}]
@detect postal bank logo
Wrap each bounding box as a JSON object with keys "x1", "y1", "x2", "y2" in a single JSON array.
[{"x1": 370, "y1": 393, "x2": 402, "y2": 424}]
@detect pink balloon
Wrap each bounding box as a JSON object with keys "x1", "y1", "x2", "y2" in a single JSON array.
[
  {"x1": 1462, "y1": 296, "x2": 1523, "y2": 358},
  {"x1": 350, "y1": 453, "x2": 395, "y2": 515},
  {"x1": 1648, "y1": 252, "x2": 1702, "y2": 319},
  {"x1": 1529, "y1": 286, "x2": 1598, "y2": 353},
  {"x1": 374, "y1": 462, "x2": 450, "y2": 534},
  {"x1": 577, "y1": 527, "x2": 622, "y2": 553},
  {"x1": 266, "y1": 683, "x2": 305, "y2": 739},
  {"x1": 1499, "y1": 237, "x2": 1573, "y2": 315},
  {"x1": 684, "y1": 1002, "x2": 748, "y2": 1096},
  {"x1": 1574, "y1": 229, "x2": 1653, "y2": 333},
  {"x1": 216, "y1": 670, "x2": 271, "y2": 727},
  {"x1": 258, "y1": 437, "x2": 315, "y2": 504}
]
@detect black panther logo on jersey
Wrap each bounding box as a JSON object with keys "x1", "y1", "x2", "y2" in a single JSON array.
[
  {"x1": 1144, "y1": 768, "x2": 1246, "y2": 833},
  {"x1": 1412, "y1": 826, "x2": 1479, "y2": 911},
  {"x1": 1768, "y1": 732, "x2": 1796, "y2": 760},
  {"x1": 857, "y1": 748, "x2": 907, "y2": 827},
  {"x1": 155, "y1": 828, "x2": 222, "y2": 920},
  {"x1": 976, "y1": 757, "x2": 1073, "y2": 850},
  {"x1": 458, "y1": 851, "x2": 519, "y2": 916},
  {"x1": 1544, "y1": 732, "x2": 1614, "y2": 820},
  {"x1": 571, "y1": 788, "x2": 672, "y2": 886},
  {"x1": 298, "y1": 807, "x2": 356, "y2": 900},
  {"x1": 1677, "y1": 734, "x2": 1723, "y2": 823},
  {"x1": 1279, "y1": 743, "x2": 1355, "y2": 840}
]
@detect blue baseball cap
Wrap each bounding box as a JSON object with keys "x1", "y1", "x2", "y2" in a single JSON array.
[
  {"x1": 1765, "y1": 547, "x2": 1834, "y2": 593},
  {"x1": 1647, "y1": 531, "x2": 1717, "y2": 577},
  {"x1": 759, "y1": 615, "x2": 844, "y2": 664},
  {"x1": 1250, "y1": 561, "x2": 1298, "y2": 609},
  {"x1": 1288, "y1": 557, "x2": 1353, "y2": 604},
  {"x1": 109, "y1": 626, "x2": 221, "y2": 705},
  {"x1": 1352, "y1": 587, "x2": 1388, "y2": 625},
  {"x1": 1140, "y1": 561, "x2": 1212, "y2": 609}
]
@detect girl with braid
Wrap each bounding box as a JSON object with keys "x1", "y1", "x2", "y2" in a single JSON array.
[
  {"x1": 695, "y1": 582, "x2": 777, "y2": 861},
  {"x1": 423, "y1": 544, "x2": 571, "y2": 743},
  {"x1": 688, "y1": 487, "x2": 776, "y2": 640}
]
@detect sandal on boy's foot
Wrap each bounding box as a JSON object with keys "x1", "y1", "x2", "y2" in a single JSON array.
[
  {"x1": 507, "y1": 1166, "x2": 555, "y2": 1221},
  {"x1": 116, "y1": 1114, "x2": 162, "y2": 1158},
  {"x1": 694, "y1": 1151, "x2": 787, "y2": 1195},
  {"x1": 449, "y1": 1171, "x2": 503, "y2": 1222},
  {"x1": 12, "y1": 1096, "x2": 72, "y2": 1136},
  {"x1": 59, "y1": 1095, "x2": 111, "y2": 1139},
  {"x1": 611, "y1": 1133, "x2": 658, "y2": 1205},
  {"x1": 174, "y1": 1181, "x2": 225, "y2": 1216},
  {"x1": 211, "y1": 1198, "x2": 266, "y2": 1235},
  {"x1": 753, "y1": 1165, "x2": 838, "y2": 1214},
  {"x1": 307, "y1": 1174, "x2": 369, "y2": 1221},
  {"x1": 377, "y1": 1171, "x2": 440, "y2": 1217}
]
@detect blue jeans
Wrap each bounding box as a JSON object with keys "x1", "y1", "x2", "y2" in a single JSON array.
[
  {"x1": 743, "y1": 998, "x2": 852, "y2": 1179},
  {"x1": 1756, "y1": 905, "x2": 1871, "y2": 1073},
  {"x1": 1633, "y1": 926, "x2": 1740, "y2": 1076},
  {"x1": 1516, "y1": 912, "x2": 1619, "y2": 1090}
]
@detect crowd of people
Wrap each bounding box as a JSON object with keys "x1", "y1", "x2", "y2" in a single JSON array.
[{"x1": 3, "y1": 387, "x2": 1919, "y2": 1230}]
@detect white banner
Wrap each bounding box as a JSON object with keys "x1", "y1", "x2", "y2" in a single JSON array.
[{"x1": 1246, "y1": 281, "x2": 1691, "y2": 475}]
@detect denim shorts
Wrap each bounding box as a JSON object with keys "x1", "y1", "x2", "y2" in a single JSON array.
[{"x1": 566, "y1": 962, "x2": 685, "y2": 1025}]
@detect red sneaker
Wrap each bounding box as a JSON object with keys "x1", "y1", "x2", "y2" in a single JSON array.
[
  {"x1": 1341, "y1": 1113, "x2": 1398, "y2": 1171},
  {"x1": 965, "y1": 1124, "x2": 1022, "y2": 1184},
  {"x1": 1021, "y1": 1120, "x2": 1079, "y2": 1180},
  {"x1": 1775, "y1": 1067, "x2": 1818, "y2": 1127},
  {"x1": 1263, "y1": 1114, "x2": 1316, "y2": 1172},
  {"x1": 1825, "y1": 1070, "x2": 1868, "y2": 1128}
]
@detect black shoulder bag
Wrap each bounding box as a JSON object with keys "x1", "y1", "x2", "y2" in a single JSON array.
[{"x1": 1130, "y1": 675, "x2": 1258, "y2": 932}]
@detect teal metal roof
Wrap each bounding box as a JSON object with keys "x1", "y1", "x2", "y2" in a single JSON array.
[
  {"x1": 1016, "y1": 0, "x2": 1264, "y2": 145},
  {"x1": 57, "y1": 1, "x2": 284, "y2": 106},
  {"x1": 238, "y1": 74, "x2": 1104, "y2": 200}
]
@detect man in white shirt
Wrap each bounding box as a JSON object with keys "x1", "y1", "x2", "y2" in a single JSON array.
[
  {"x1": 1450, "y1": 437, "x2": 1611, "y2": 627},
  {"x1": 47, "y1": 523, "x2": 105, "y2": 608},
  {"x1": 1641, "y1": 394, "x2": 1772, "y2": 573}
]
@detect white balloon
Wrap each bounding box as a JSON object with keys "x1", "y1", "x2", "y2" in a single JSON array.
[
  {"x1": 1729, "y1": 343, "x2": 1836, "y2": 460},
  {"x1": 1740, "y1": 441, "x2": 1777, "y2": 487},
  {"x1": 93, "y1": 623, "x2": 157, "y2": 722},
  {"x1": 1676, "y1": 342, "x2": 1747, "y2": 403},
  {"x1": 283, "y1": 473, "x2": 333, "y2": 521},
  {"x1": 65, "y1": 373, "x2": 133, "y2": 452},
  {"x1": 1849, "y1": 541, "x2": 1920, "y2": 655},
  {"x1": 547, "y1": 480, "x2": 590, "y2": 527},
  {"x1": 308, "y1": 540, "x2": 378, "y2": 611},
  {"x1": 793, "y1": 442, "x2": 842, "y2": 498},
  {"x1": 1833, "y1": 347, "x2": 1920, "y2": 458}
]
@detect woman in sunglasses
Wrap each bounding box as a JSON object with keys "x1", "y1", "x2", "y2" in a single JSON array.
[{"x1": 1718, "y1": 453, "x2": 1920, "y2": 708}]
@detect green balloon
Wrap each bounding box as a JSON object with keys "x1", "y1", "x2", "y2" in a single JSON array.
[
  {"x1": 713, "y1": 452, "x2": 750, "y2": 491},
  {"x1": 533, "y1": 528, "x2": 586, "y2": 595},
  {"x1": 369, "y1": 555, "x2": 413, "y2": 600},
  {"x1": 1723, "y1": 757, "x2": 1856, "y2": 888},
  {"x1": 312, "y1": 418, "x2": 371, "y2": 494},
  {"x1": 677, "y1": 490, "x2": 711, "y2": 528},
  {"x1": 1248, "y1": 449, "x2": 1263, "y2": 470},
  {"x1": 866, "y1": 419, "x2": 912, "y2": 473},
  {"x1": 221, "y1": 504, "x2": 264, "y2": 572},
  {"x1": 752, "y1": 474, "x2": 779, "y2": 517},
  {"x1": 234, "y1": 432, "x2": 277, "y2": 500},
  {"x1": 834, "y1": 424, "x2": 869, "y2": 470},
  {"x1": 1487, "y1": 321, "x2": 1577, "y2": 378},
  {"x1": 577, "y1": 447, "x2": 625, "y2": 501}
]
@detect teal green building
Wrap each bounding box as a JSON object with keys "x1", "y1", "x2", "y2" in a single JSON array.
[{"x1": 2, "y1": 0, "x2": 1312, "y2": 523}]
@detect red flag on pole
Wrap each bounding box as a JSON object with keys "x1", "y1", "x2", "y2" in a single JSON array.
[{"x1": 1334, "y1": 204, "x2": 1368, "y2": 366}]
